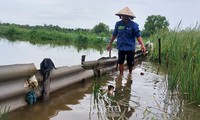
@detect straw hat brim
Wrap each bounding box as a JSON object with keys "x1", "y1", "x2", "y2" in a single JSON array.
[{"x1": 115, "y1": 7, "x2": 136, "y2": 18}]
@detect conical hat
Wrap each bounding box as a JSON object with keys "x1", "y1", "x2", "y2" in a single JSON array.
[{"x1": 115, "y1": 7, "x2": 136, "y2": 18}]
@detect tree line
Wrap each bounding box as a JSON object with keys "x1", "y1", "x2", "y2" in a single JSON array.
[
  {"x1": 0, "y1": 22, "x2": 112, "y2": 50},
  {"x1": 0, "y1": 15, "x2": 169, "y2": 51},
  {"x1": 0, "y1": 14, "x2": 169, "y2": 40}
]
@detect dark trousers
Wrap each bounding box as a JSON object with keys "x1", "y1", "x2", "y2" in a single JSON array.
[{"x1": 118, "y1": 50, "x2": 135, "y2": 67}]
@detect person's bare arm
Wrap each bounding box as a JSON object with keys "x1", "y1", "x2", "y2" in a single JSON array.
[
  {"x1": 137, "y1": 36, "x2": 146, "y2": 54},
  {"x1": 107, "y1": 35, "x2": 116, "y2": 51}
]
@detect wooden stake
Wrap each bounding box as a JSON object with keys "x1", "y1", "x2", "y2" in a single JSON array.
[
  {"x1": 158, "y1": 38, "x2": 161, "y2": 65},
  {"x1": 109, "y1": 50, "x2": 111, "y2": 58},
  {"x1": 42, "y1": 74, "x2": 50, "y2": 101}
]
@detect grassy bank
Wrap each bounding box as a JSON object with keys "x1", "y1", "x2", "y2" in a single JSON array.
[
  {"x1": 0, "y1": 23, "x2": 110, "y2": 52},
  {"x1": 149, "y1": 25, "x2": 200, "y2": 102}
]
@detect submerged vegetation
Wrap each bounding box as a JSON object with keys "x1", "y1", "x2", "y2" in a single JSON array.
[
  {"x1": 0, "y1": 106, "x2": 10, "y2": 120},
  {"x1": 149, "y1": 24, "x2": 200, "y2": 102},
  {"x1": 0, "y1": 22, "x2": 111, "y2": 52}
]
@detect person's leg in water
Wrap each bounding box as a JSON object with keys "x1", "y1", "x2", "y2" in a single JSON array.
[
  {"x1": 126, "y1": 51, "x2": 135, "y2": 74},
  {"x1": 118, "y1": 51, "x2": 125, "y2": 75},
  {"x1": 119, "y1": 64, "x2": 124, "y2": 75}
]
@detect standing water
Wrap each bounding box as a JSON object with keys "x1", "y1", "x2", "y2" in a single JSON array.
[
  {"x1": 6, "y1": 62, "x2": 200, "y2": 120},
  {"x1": 0, "y1": 38, "x2": 114, "y2": 68},
  {"x1": 1, "y1": 38, "x2": 200, "y2": 120}
]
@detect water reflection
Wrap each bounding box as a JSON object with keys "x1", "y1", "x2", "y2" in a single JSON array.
[
  {"x1": 74, "y1": 42, "x2": 104, "y2": 54},
  {"x1": 3, "y1": 37, "x2": 200, "y2": 119},
  {"x1": 8, "y1": 79, "x2": 94, "y2": 120},
  {"x1": 111, "y1": 75, "x2": 135, "y2": 119},
  {"x1": 0, "y1": 38, "x2": 117, "y2": 68},
  {"x1": 7, "y1": 62, "x2": 198, "y2": 120}
]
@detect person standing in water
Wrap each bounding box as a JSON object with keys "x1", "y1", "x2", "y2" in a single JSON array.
[{"x1": 107, "y1": 7, "x2": 146, "y2": 75}]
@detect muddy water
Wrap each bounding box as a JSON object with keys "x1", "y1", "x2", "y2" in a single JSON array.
[{"x1": 7, "y1": 62, "x2": 200, "y2": 120}]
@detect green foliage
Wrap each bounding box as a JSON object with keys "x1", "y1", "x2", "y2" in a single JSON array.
[
  {"x1": 142, "y1": 15, "x2": 169, "y2": 37},
  {"x1": 149, "y1": 24, "x2": 200, "y2": 102},
  {"x1": 92, "y1": 22, "x2": 110, "y2": 36},
  {"x1": 75, "y1": 33, "x2": 88, "y2": 44},
  {"x1": 0, "y1": 106, "x2": 10, "y2": 120},
  {"x1": 0, "y1": 22, "x2": 110, "y2": 51},
  {"x1": 4, "y1": 27, "x2": 17, "y2": 37}
]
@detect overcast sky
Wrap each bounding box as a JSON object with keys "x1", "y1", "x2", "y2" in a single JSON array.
[{"x1": 0, "y1": 0, "x2": 199, "y2": 30}]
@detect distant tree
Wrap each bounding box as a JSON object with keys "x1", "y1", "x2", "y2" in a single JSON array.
[
  {"x1": 92, "y1": 22, "x2": 110, "y2": 36},
  {"x1": 142, "y1": 15, "x2": 169, "y2": 37}
]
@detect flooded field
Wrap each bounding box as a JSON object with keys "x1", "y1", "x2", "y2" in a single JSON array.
[
  {"x1": 7, "y1": 62, "x2": 200, "y2": 120},
  {"x1": 0, "y1": 38, "x2": 112, "y2": 68},
  {"x1": 1, "y1": 38, "x2": 200, "y2": 120}
]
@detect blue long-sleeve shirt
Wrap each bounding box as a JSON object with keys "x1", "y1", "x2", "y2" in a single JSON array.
[{"x1": 112, "y1": 20, "x2": 141, "y2": 51}]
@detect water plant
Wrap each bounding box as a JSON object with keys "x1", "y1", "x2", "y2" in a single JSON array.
[
  {"x1": 0, "y1": 106, "x2": 10, "y2": 120},
  {"x1": 149, "y1": 23, "x2": 200, "y2": 102}
]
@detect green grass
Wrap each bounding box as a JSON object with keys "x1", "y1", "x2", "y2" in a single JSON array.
[
  {"x1": 0, "y1": 106, "x2": 10, "y2": 120},
  {"x1": 0, "y1": 23, "x2": 110, "y2": 52},
  {"x1": 149, "y1": 24, "x2": 200, "y2": 102}
]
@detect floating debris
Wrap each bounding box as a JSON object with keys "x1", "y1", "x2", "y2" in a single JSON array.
[
  {"x1": 154, "y1": 80, "x2": 159, "y2": 84},
  {"x1": 140, "y1": 72, "x2": 144, "y2": 75}
]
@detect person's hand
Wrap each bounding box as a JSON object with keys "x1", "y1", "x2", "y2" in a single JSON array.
[
  {"x1": 107, "y1": 44, "x2": 112, "y2": 51},
  {"x1": 141, "y1": 45, "x2": 146, "y2": 55}
]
